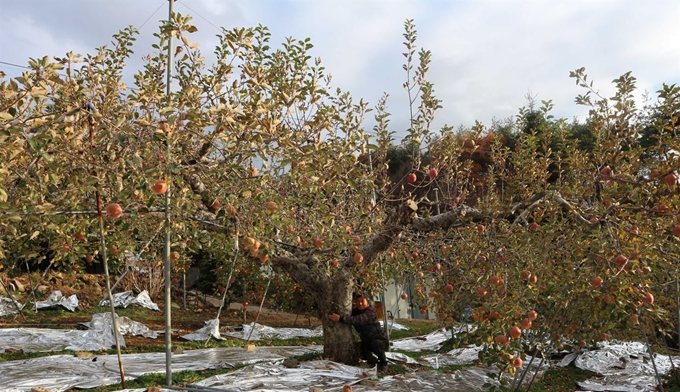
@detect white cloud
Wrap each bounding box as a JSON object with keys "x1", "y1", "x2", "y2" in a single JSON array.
[{"x1": 0, "y1": 0, "x2": 677, "y2": 138}]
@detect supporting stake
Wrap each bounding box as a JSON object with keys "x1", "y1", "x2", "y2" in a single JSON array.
[
  {"x1": 245, "y1": 271, "x2": 273, "y2": 344},
  {"x1": 638, "y1": 314, "x2": 664, "y2": 392},
  {"x1": 163, "y1": 0, "x2": 175, "y2": 386},
  {"x1": 0, "y1": 277, "x2": 26, "y2": 321}
]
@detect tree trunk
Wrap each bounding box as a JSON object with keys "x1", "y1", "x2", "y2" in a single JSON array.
[{"x1": 315, "y1": 268, "x2": 359, "y2": 364}]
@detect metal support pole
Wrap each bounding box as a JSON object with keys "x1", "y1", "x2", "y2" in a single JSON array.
[{"x1": 164, "y1": 0, "x2": 175, "y2": 386}]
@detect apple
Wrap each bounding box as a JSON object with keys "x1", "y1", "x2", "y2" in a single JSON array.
[
  {"x1": 106, "y1": 203, "x2": 123, "y2": 219},
  {"x1": 259, "y1": 254, "x2": 270, "y2": 263},
  {"x1": 614, "y1": 254, "x2": 628, "y2": 267},
  {"x1": 406, "y1": 173, "x2": 417, "y2": 183},
  {"x1": 528, "y1": 275, "x2": 538, "y2": 284},
  {"x1": 591, "y1": 276, "x2": 603, "y2": 287},
  {"x1": 411, "y1": 251, "x2": 419, "y2": 259},
  {"x1": 314, "y1": 238, "x2": 324, "y2": 248},
  {"x1": 494, "y1": 335, "x2": 508, "y2": 345},
  {"x1": 489, "y1": 276, "x2": 503, "y2": 286},
  {"x1": 211, "y1": 199, "x2": 221, "y2": 209},
  {"x1": 85, "y1": 254, "x2": 94, "y2": 263},
  {"x1": 512, "y1": 357, "x2": 523, "y2": 368},
  {"x1": 521, "y1": 270, "x2": 532, "y2": 280},
  {"x1": 477, "y1": 224, "x2": 485, "y2": 233},
  {"x1": 342, "y1": 385, "x2": 352, "y2": 392},
  {"x1": 353, "y1": 253, "x2": 363, "y2": 263},
  {"x1": 598, "y1": 332, "x2": 608, "y2": 341},
  {"x1": 428, "y1": 168, "x2": 438, "y2": 179},
  {"x1": 641, "y1": 292, "x2": 654, "y2": 305},
  {"x1": 434, "y1": 263, "x2": 441, "y2": 270},
  {"x1": 509, "y1": 326, "x2": 522, "y2": 339},
  {"x1": 74, "y1": 232, "x2": 85, "y2": 241},
  {"x1": 400, "y1": 292, "x2": 408, "y2": 300},
  {"x1": 590, "y1": 217, "x2": 599, "y2": 224},
  {"x1": 529, "y1": 222, "x2": 539, "y2": 232},
  {"x1": 663, "y1": 173, "x2": 678, "y2": 187},
  {"x1": 151, "y1": 180, "x2": 168, "y2": 194},
  {"x1": 600, "y1": 166, "x2": 612, "y2": 177},
  {"x1": 520, "y1": 318, "x2": 532, "y2": 330},
  {"x1": 578, "y1": 340, "x2": 587, "y2": 348},
  {"x1": 476, "y1": 287, "x2": 487, "y2": 297},
  {"x1": 650, "y1": 169, "x2": 661, "y2": 178},
  {"x1": 673, "y1": 225, "x2": 680, "y2": 237},
  {"x1": 527, "y1": 310, "x2": 538, "y2": 321},
  {"x1": 628, "y1": 314, "x2": 639, "y2": 325},
  {"x1": 250, "y1": 167, "x2": 259, "y2": 177},
  {"x1": 266, "y1": 201, "x2": 277, "y2": 213},
  {"x1": 603, "y1": 294, "x2": 615, "y2": 305},
  {"x1": 444, "y1": 284, "x2": 454, "y2": 293},
  {"x1": 170, "y1": 251, "x2": 180, "y2": 261}
]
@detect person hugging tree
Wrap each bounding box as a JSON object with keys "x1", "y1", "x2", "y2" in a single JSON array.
[{"x1": 328, "y1": 294, "x2": 389, "y2": 371}]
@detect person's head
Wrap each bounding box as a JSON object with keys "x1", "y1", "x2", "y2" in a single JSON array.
[{"x1": 354, "y1": 295, "x2": 369, "y2": 310}]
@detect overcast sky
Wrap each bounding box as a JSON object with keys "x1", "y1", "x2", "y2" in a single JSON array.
[{"x1": 1, "y1": 0, "x2": 678, "y2": 141}]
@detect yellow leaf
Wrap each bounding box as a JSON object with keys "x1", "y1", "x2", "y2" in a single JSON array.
[{"x1": 30, "y1": 231, "x2": 40, "y2": 240}]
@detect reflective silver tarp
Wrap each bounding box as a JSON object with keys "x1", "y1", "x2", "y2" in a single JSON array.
[
  {"x1": 381, "y1": 320, "x2": 409, "y2": 331},
  {"x1": 575, "y1": 341, "x2": 680, "y2": 392},
  {"x1": 180, "y1": 318, "x2": 224, "y2": 341},
  {"x1": 35, "y1": 290, "x2": 78, "y2": 312},
  {"x1": 0, "y1": 313, "x2": 162, "y2": 353},
  {"x1": 221, "y1": 322, "x2": 324, "y2": 341},
  {"x1": 0, "y1": 346, "x2": 322, "y2": 392},
  {"x1": 84, "y1": 312, "x2": 158, "y2": 339},
  {"x1": 391, "y1": 328, "x2": 453, "y2": 351},
  {"x1": 0, "y1": 297, "x2": 23, "y2": 317},
  {"x1": 98, "y1": 290, "x2": 160, "y2": 311}
]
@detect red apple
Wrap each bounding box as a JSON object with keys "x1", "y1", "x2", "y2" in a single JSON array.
[
  {"x1": 428, "y1": 168, "x2": 438, "y2": 179},
  {"x1": 151, "y1": 180, "x2": 168, "y2": 194},
  {"x1": 494, "y1": 335, "x2": 508, "y2": 345},
  {"x1": 477, "y1": 224, "x2": 486, "y2": 233},
  {"x1": 527, "y1": 310, "x2": 538, "y2": 321},
  {"x1": 529, "y1": 222, "x2": 539, "y2": 232},
  {"x1": 266, "y1": 201, "x2": 277, "y2": 213},
  {"x1": 106, "y1": 203, "x2": 123, "y2": 219},
  {"x1": 591, "y1": 276, "x2": 603, "y2": 288},
  {"x1": 353, "y1": 253, "x2": 363, "y2": 263},
  {"x1": 444, "y1": 284, "x2": 454, "y2": 293},
  {"x1": 614, "y1": 254, "x2": 628, "y2": 267},
  {"x1": 600, "y1": 166, "x2": 612, "y2": 177},
  {"x1": 663, "y1": 173, "x2": 678, "y2": 187},
  {"x1": 400, "y1": 292, "x2": 408, "y2": 300},
  {"x1": 74, "y1": 232, "x2": 85, "y2": 241},
  {"x1": 673, "y1": 225, "x2": 680, "y2": 237},
  {"x1": 509, "y1": 326, "x2": 522, "y2": 339},
  {"x1": 520, "y1": 318, "x2": 532, "y2": 330},
  {"x1": 641, "y1": 292, "x2": 654, "y2": 305},
  {"x1": 406, "y1": 173, "x2": 417, "y2": 183}
]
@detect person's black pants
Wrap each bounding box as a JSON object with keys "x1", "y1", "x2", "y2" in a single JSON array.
[{"x1": 360, "y1": 338, "x2": 388, "y2": 366}]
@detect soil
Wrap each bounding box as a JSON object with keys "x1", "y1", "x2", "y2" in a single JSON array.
[{"x1": 1, "y1": 273, "x2": 323, "y2": 349}]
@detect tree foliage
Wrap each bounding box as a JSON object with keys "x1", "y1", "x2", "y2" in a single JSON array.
[{"x1": 1, "y1": 15, "x2": 679, "y2": 377}]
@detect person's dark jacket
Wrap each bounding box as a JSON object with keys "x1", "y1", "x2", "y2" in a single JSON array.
[{"x1": 341, "y1": 305, "x2": 387, "y2": 342}]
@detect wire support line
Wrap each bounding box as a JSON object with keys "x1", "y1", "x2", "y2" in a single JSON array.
[
  {"x1": 139, "y1": 0, "x2": 169, "y2": 30},
  {"x1": 0, "y1": 60, "x2": 31, "y2": 70},
  {"x1": 177, "y1": 0, "x2": 222, "y2": 32}
]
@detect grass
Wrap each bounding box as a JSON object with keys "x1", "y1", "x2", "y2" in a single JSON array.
[{"x1": 513, "y1": 365, "x2": 597, "y2": 392}]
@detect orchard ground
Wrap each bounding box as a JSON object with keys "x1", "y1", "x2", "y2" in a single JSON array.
[{"x1": 1, "y1": 272, "x2": 680, "y2": 392}]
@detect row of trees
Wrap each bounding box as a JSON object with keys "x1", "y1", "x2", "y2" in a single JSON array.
[{"x1": 1, "y1": 15, "x2": 678, "y2": 375}]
